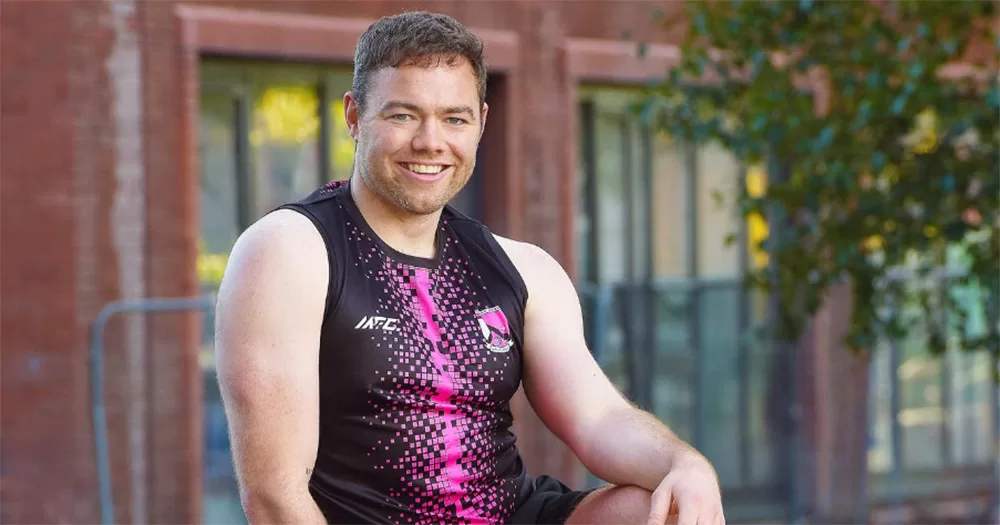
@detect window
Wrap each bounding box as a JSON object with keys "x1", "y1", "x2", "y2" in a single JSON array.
[
  {"x1": 576, "y1": 88, "x2": 792, "y2": 507},
  {"x1": 199, "y1": 60, "x2": 358, "y2": 525},
  {"x1": 867, "y1": 250, "x2": 998, "y2": 499}
]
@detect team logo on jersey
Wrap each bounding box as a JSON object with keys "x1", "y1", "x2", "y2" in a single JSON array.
[
  {"x1": 475, "y1": 306, "x2": 512, "y2": 353},
  {"x1": 354, "y1": 316, "x2": 399, "y2": 331}
]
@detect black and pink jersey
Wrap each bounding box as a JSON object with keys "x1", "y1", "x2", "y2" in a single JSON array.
[{"x1": 279, "y1": 180, "x2": 531, "y2": 524}]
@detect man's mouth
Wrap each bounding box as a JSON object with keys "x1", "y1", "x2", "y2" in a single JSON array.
[
  {"x1": 403, "y1": 163, "x2": 446, "y2": 175},
  {"x1": 399, "y1": 162, "x2": 452, "y2": 183}
]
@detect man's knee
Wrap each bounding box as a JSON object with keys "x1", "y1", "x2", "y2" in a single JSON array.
[{"x1": 567, "y1": 484, "x2": 653, "y2": 524}]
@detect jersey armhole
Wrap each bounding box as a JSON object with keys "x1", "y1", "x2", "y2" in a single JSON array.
[
  {"x1": 275, "y1": 204, "x2": 344, "y2": 325},
  {"x1": 478, "y1": 225, "x2": 530, "y2": 310}
]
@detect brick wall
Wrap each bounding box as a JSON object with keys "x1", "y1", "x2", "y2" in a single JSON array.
[
  {"x1": 1, "y1": 0, "x2": 142, "y2": 522},
  {"x1": 139, "y1": 1, "x2": 205, "y2": 523},
  {"x1": 1, "y1": 2, "x2": 85, "y2": 522},
  {"x1": 1, "y1": 0, "x2": 161, "y2": 522}
]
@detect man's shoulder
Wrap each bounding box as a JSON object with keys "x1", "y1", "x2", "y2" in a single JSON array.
[
  {"x1": 245, "y1": 208, "x2": 323, "y2": 244},
  {"x1": 491, "y1": 234, "x2": 539, "y2": 260},
  {"x1": 490, "y1": 235, "x2": 566, "y2": 288},
  {"x1": 229, "y1": 209, "x2": 329, "y2": 276}
]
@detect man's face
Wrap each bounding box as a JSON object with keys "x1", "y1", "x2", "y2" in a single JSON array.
[{"x1": 346, "y1": 58, "x2": 487, "y2": 216}]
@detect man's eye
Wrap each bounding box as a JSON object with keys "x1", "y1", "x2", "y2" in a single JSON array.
[
  {"x1": 391, "y1": 114, "x2": 413, "y2": 121},
  {"x1": 446, "y1": 117, "x2": 468, "y2": 125}
]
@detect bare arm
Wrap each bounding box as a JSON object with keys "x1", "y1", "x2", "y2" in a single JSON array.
[
  {"x1": 497, "y1": 237, "x2": 715, "y2": 491},
  {"x1": 215, "y1": 210, "x2": 329, "y2": 524}
]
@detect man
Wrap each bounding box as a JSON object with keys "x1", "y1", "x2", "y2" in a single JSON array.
[{"x1": 215, "y1": 10, "x2": 724, "y2": 525}]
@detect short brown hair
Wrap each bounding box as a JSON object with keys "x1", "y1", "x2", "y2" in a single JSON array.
[{"x1": 352, "y1": 11, "x2": 487, "y2": 116}]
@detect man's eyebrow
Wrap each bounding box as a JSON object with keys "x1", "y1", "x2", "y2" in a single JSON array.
[
  {"x1": 379, "y1": 100, "x2": 422, "y2": 114},
  {"x1": 441, "y1": 106, "x2": 476, "y2": 119},
  {"x1": 379, "y1": 101, "x2": 477, "y2": 120}
]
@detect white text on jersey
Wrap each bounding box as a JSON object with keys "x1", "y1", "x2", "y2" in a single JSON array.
[{"x1": 355, "y1": 316, "x2": 399, "y2": 331}]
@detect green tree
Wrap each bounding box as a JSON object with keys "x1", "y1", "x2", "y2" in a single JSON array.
[{"x1": 647, "y1": 1, "x2": 998, "y2": 369}]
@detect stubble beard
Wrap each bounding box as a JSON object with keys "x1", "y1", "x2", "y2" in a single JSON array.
[{"x1": 358, "y1": 149, "x2": 471, "y2": 216}]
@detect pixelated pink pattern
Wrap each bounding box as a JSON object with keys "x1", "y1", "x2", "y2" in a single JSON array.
[
  {"x1": 412, "y1": 267, "x2": 480, "y2": 521},
  {"x1": 349, "y1": 222, "x2": 520, "y2": 524}
]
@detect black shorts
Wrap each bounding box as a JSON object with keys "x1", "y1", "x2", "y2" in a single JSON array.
[{"x1": 507, "y1": 475, "x2": 595, "y2": 525}]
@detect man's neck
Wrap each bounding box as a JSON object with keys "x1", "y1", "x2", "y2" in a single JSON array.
[{"x1": 350, "y1": 177, "x2": 442, "y2": 259}]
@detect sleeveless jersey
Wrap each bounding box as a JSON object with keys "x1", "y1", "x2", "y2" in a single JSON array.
[{"x1": 278, "y1": 180, "x2": 531, "y2": 524}]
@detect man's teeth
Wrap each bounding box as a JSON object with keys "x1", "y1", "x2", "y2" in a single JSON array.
[{"x1": 406, "y1": 164, "x2": 444, "y2": 174}]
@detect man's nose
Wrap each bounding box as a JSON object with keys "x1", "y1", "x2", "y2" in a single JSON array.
[{"x1": 411, "y1": 120, "x2": 446, "y2": 153}]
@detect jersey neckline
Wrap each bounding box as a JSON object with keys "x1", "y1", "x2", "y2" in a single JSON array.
[{"x1": 340, "y1": 180, "x2": 446, "y2": 270}]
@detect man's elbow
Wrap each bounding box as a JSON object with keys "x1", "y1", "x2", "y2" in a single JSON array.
[
  {"x1": 240, "y1": 484, "x2": 317, "y2": 524},
  {"x1": 240, "y1": 487, "x2": 280, "y2": 523}
]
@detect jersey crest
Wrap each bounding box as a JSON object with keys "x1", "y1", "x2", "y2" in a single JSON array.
[{"x1": 476, "y1": 306, "x2": 513, "y2": 353}]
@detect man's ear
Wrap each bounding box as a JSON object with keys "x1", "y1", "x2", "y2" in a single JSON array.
[
  {"x1": 479, "y1": 102, "x2": 489, "y2": 139},
  {"x1": 344, "y1": 92, "x2": 360, "y2": 141}
]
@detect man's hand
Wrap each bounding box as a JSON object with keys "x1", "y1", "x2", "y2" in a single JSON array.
[{"x1": 646, "y1": 453, "x2": 725, "y2": 525}]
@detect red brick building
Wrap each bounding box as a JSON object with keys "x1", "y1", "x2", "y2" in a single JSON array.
[{"x1": 2, "y1": 1, "x2": 996, "y2": 524}]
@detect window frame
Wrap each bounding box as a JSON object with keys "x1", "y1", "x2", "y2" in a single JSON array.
[
  {"x1": 200, "y1": 59, "x2": 356, "y2": 232},
  {"x1": 576, "y1": 86, "x2": 791, "y2": 504},
  {"x1": 867, "y1": 265, "x2": 1000, "y2": 501}
]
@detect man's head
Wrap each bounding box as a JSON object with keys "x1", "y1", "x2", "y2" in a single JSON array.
[{"x1": 345, "y1": 11, "x2": 488, "y2": 216}]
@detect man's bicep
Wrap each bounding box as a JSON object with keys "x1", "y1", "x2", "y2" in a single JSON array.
[
  {"x1": 517, "y1": 245, "x2": 628, "y2": 453},
  {"x1": 214, "y1": 212, "x2": 327, "y2": 496}
]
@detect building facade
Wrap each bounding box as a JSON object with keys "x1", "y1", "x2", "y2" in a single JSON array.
[{"x1": 2, "y1": 1, "x2": 996, "y2": 524}]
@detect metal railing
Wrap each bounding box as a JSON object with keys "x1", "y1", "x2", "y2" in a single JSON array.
[{"x1": 90, "y1": 296, "x2": 215, "y2": 525}]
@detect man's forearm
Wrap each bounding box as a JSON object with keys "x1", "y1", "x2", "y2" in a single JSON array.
[
  {"x1": 578, "y1": 405, "x2": 713, "y2": 491},
  {"x1": 243, "y1": 489, "x2": 327, "y2": 525}
]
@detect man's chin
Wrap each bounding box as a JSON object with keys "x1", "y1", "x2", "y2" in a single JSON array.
[
  {"x1": 378, "y1": 177, "x2": 461, "y2": 216},
  {"x1": 393, "y1": 187, "x2": 454, "y2": 215},
  {"x1": 400, "y1": 198, "x2": 448, "y2": 216}
]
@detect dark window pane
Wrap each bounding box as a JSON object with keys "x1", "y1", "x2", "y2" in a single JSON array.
[
  {"x1": 652, "y1": 284, "x2": 694, "y2": 443},
  {"x1": 580, "y1": 284, "x2": 631, "y2": 396},
  {"x1": 747, "y1": 343, "x2": 782, "y2": 486},
  {"x1": 697, "y1": 282, "x2": 743, "y2": 487}
]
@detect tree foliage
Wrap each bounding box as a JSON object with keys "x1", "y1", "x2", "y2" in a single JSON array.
[{"x1": 647, "y1": 0, "x2": 999, "y2": 366}]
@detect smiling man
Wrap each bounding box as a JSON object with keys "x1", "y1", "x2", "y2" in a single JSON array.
[{"x1": 214, "y1": 11, "x2": 725, "y2": 525}]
